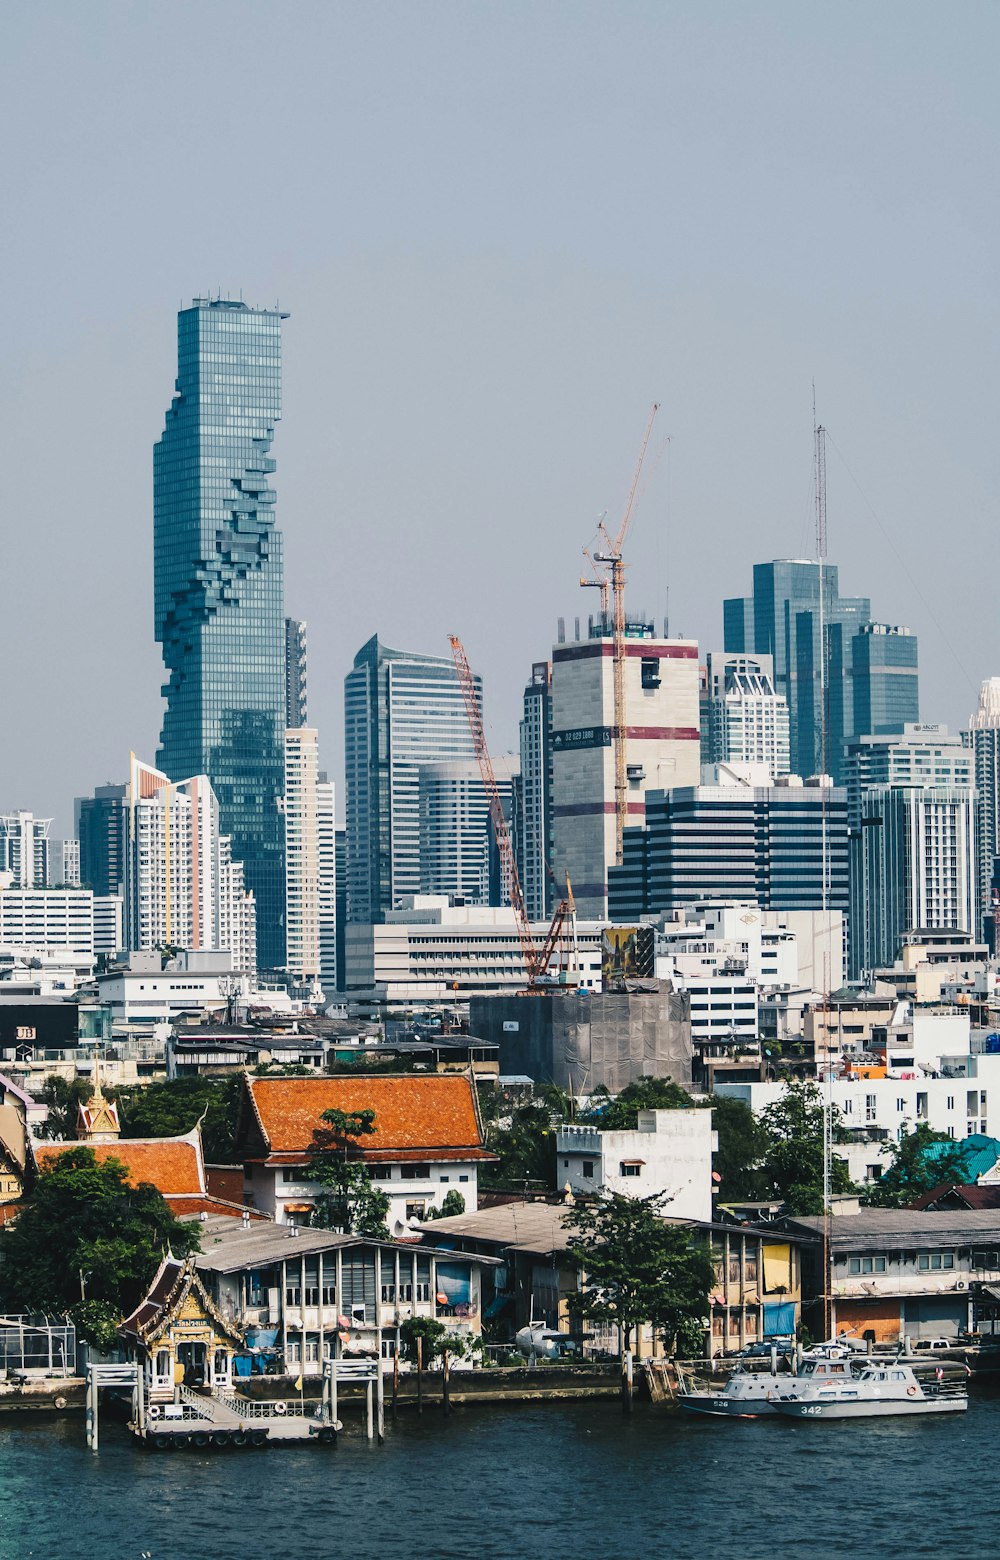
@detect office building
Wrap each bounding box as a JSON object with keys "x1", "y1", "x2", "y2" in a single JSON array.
[
  {"x1": 518, "y1": 661, "x2": 553, "y2": 921},
  {"x1": 970, "y1": 679, "x2": 1000, "y2": 938},
  {"x1": 285, "y1": 617, "x2": 308, "y2": 729},
  {"x1": 0, "y1": 812, "x2": 50, "y2": 888},
  {"x1": 549, "y1": 618, "x2": 701, "y2": 920},
  {"x1": 851, "y1": 623, "x2": 919, "y2": 741},
  {"x1": 609, "y1": 765, "x2": 849, "y2": 922},
  {"x1": 334, "y1": 827, "x2": 347, "y2": 992},
  {"x1": 283, "y1": 727, "x2": 322, "y2": 987},
  {"x1": 724, "y1": 560, "x2": 919, "y2": 781},
  {"x1": 844, "y1": 725, "x2": 974, "y2": 827},
  {"x1": 93, "y1": 894, "x2": 125, "y2": 958},
  {"x1": 317, "y1": 774, "x2": 337, "y2": 995},
  {"x1": 154, "y1": 298, "x2": 287, "y2": 969},
  {"x1": 0, "y1": 888, "x2": 94, "y2": 958},
  {"x1": 849, "y1": 783, "x2": 977, "y2": 978},
  {"x1": 418, "y1": 758, "x2": 516, "y2": 906},
  {"x1": 77, "y1": 783, "x2": 128, "y2": 897},
  {"x1": 344, "y1": 636, "x2": 479, "y2": 923},
  {"x1": 701, "y1": 650, "x2": 790, "y2": 777},
  {"x1": 46, "y1": 839, "x2": 80, "y2": 888}
]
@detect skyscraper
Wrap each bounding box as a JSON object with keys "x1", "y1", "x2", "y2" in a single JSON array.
[
  {"x1": 316, "y1": 773, "x2": 337, "y2": 994},
  {"x1": 549, "y1": 617, "x2": 701, "y2": 920},
  {"x1": 154, "y1": 298, "x2": 287, "y2": 969},
  {"x1": 284, "y1": 726, "x2": 322, "y2": 987},
  {"x1": 418, "y1": 758, "x2": 516, "y2": 905},
  {"x1": 285, "y1": 617, "x2": 308, "y2": 729},
  {"x1": 344, "y1": 636, "x2": 480, "y2": 923},
  {"x1": 518, "y1": 661, "x2": 553, "y2": 921},
  {"x1": 77, "y1": 784, "x2": 128, "y2": 898},
  {"x1": 0, "y1": 812, "x2": 50, "y2": 887},
  {"x1": 724, "y1": 560, "x2": 919, "y2": 782},
  {"x1": 970, "y1": 678, "x2": 1000, "y2": 936},
  {"x1": 701, "y1": 650, "x2": 790, "y2": 777}
]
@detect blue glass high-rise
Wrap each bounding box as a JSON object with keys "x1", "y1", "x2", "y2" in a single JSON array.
[{"x1": 154, "y1": 298, "x2": 287, "y2": 970}]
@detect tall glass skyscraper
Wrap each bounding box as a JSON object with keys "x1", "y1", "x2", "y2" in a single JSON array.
[
  {"x1": 724, "y1": 560, "x2": 919, "y2": 783},
  {"x1": 154, "y1": 298, "x2": 288, "y2": 969}
]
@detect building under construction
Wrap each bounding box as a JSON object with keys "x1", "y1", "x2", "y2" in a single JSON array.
[
  {"x1": 469, "y1": 981, "x2": 692, "y2": 1096},
  {"x1": 549, "y1": 615, "x2": 701, "y2": 921}
]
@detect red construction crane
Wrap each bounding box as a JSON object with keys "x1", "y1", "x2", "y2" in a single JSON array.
[{"x1": 449, "y1": 634, "x2": 569, "y2": 990}]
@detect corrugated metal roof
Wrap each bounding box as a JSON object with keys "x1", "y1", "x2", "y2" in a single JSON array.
[
  {"x1": 191, "y1": 1213, "x2": 498, "y2": 1273},
  {"x1": 788, "y1": 1208, "x2": 1000, "y2": 1251}
]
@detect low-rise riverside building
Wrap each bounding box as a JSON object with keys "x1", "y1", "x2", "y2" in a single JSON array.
[
  {"x1": 236, "y1": 1073, "x2": 494, "y2": 1235},
  {"x1": 34, "y1": 1126, "x2": 261, "y2": 1219},
  {"x1": 420, "y1": 1200, "x2": 803, "y2": 1356},
  {"x1": 556, "y1": 1109, "x2": 717, "y2": 1222},
  {"x1": 785, "y1": 1208, "x2": 1000, "y2": 1344}
]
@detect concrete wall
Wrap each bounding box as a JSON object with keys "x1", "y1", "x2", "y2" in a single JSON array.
[{"x1": 470, "y1": 984, "x2": 693, "y2": 1093}]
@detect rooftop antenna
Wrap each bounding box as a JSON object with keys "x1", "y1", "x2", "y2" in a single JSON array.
[{"x1": 813, "y1": 382, "x2": 827, "y2": 562}]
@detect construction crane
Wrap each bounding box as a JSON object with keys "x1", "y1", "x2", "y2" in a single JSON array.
[
  {"x1": 579, "y1": 544, "x2": 610, "y2": 627},
  {"x1": 448, "y1": 635, "x2": 571, "y2": 990},
  {"x1": 592, "y1": 402, "x2": 660, "y2": 866}
]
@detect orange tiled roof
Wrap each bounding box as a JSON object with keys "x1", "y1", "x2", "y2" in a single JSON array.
[
  {"x1": 35, "y1": 1137, "x2": 204, "y2": 1198},
  {"x1": 247, "y1": 1074, "x2": 489, "y2": 1160}
]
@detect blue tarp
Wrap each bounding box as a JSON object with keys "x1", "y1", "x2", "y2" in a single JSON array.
[
  {"x1": 763, "y1": 1301, "x2": 796, "y2": 1337},
  {"x1": 436, "y1": 1262, "x2": 472, "y2": 1307}
]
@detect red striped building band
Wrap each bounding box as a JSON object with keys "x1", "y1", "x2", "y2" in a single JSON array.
[{"x1": 549, "y1": 618, "x2": 702, "y2": 921}]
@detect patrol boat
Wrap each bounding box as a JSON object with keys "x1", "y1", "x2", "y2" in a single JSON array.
[
  {"x1": 678, "y1": 1344, "x2": 858, "y2": 1419},
  {"x1": 774, "y1": 1359, "x2": 969, "y2": 1419}
]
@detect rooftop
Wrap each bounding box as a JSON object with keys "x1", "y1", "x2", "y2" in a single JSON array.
[
  {"x1": 787, "y1": 1208, "x2": 1000, "y2": 1251},
  {"x1": 190, "y1": 1212, "x2": 496, "y2": 1272}
]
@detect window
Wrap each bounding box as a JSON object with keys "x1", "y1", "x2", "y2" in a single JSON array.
[
  {"x1": 917, "y1": 1252, "x2": 955, "y2": 1270},
  {"x1": 865, "y1": 1095, "x2": 877, "y2": 1123},
  {"x1": 305, "y1": 1338, "x2": 320, "y2": 1362},
  {"x1": 916, "y1": 1093, "x2": 928, "y2": 1120},
  {"x1": 582, "y1": 1161, "x2": 595, "y2": 1179},
  {"x1": 415, "y1": 1282, "x2": 431, "y2": 1302},
  {"x1": 620, "y1": 1162, "x2": 642, "y2": 1178},
  {"x1": 304, "y1": 1284, "x2": 319, "y2": 1307},
  {"x1": 459, "y1": 1175, "x2": 469, "y2": 1183},
  {"x1": 281, "y1": 1167, "x2": 305, "y2": 1183},
  {"x1": 847, "y1": 1255, "x2": 887, "y2": 1275},
  {"x1": 946, "y1": 1096, "x2": 955, "y2": 1111},
  {"x1": 286, "y1": 1339, "x2": 301, "y2": 1363},
  {"x1": 972, "y1": 1250, "x2": 1000, "y2": 1269},
  {"x1": 285, "y1": 1281, "x2": 302, "y2": 1306},
  {"x1": 381, "y1": 1284, "x2": 396, "y2": 1303},
  {"x1": 405, "y1": 1200, "x2": 427, "y2": 1220},
  {"x1": 398, "y1": 1282, "x2": 413, "y2": 1302},
  {"x1": 409, "y1": 1164, "x2": 431, "y2": 1179}
]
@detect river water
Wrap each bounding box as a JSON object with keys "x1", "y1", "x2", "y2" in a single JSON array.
[{"x1": 1, "y1": 1394, "x2": 996, "y2": 1560}]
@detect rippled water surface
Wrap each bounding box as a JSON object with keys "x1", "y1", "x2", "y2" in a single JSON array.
[{"x1": 2, "y1": 1394, "x2": 998, "y2": 1560}]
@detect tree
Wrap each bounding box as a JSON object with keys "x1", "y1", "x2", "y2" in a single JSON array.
[
  {"x1": 33, "y1": 1075, "x2": 93, "y2": 1141},
  {"x1": 707, "y1": 1094, "x2": 768, "y2": 1202},
  {"x1": 583, "y1": 1077, "x2": 693, "y2": 1130},
  {"x1": 0, "y1": 1147, "x2": 200, "y2": 1347},
  {"x1": 425, "y1": 1189, "x2": 466, "y2": 1220},
  {"x1": 477, "y1": 1083, "x2": 572, "y2": 1191},
  {"x1": 398, "y1": 1316, "x2": 474, "y2": 1366},
  {"x1": 757, "y1": 1081, "x2": 854, "y2": 1215},
  {"x1": 565, "y1": 1193, "x2": 714, "y2": 1355},
  {"x1": 113, "y1": 1075, "x2": 242, "y2": 1163},
  {"x1": 862, "y1": 1124, "x2": 970, "y2": 1208},
  {"x1": 306, "y1": 1107, "x2": 390, "y2": 1238}
]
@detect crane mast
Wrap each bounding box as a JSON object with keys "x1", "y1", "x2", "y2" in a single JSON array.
[{"x1": 593, "y1": 403, "x2": 660, "y2": 866}]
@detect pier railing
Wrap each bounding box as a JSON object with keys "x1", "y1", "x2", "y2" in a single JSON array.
[{"x1": 214, "y1": 1390, "x2": 308, "y2": 1419}]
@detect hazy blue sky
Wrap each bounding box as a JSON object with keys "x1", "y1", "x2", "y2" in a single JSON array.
[{"x1": 2, "y1": 1, "x2": 998, "y2": 832}]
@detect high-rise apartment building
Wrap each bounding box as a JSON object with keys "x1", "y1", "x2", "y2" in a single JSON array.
[
  {"x1": 609, "y1": 767, "x2": 849, "y2": 922},
  {"x1": 77, "y1": 784, "x2": 128, "y2": 898},
  {"x1": 970, "y1": 679, "x2": 1000, "y2": 938},
  {"x1": 154, "y1": 298, "x2": 287, "y2": 970},
  {"x1": 344, "y1": 636, "x2": 480, "y2": 923},
  {"x1": 844, "y1": 726, "x2": 977, "y2": 977},
  {"x1": 518, "y1": 661, "x2": 552, "y2": 921},
  {"x1": 549, "y1": 619, "x2": 701, "y2": 920},
  {"x1": 724, "y1": 560, "x2": 919, "y2": 781},
  {"x1": 317, "y1": 773, "x2": 337, "y2": 994},
  {"x1": 47, "y1": 839, "x2": 80, "y2": 888},
  {"x1": 701, "y1": 650, "x2": 790, "y2": 777},
  {"x1": 285, "y1": 618, "x2": 308, "y2": 729},
  {"x1": 418, "y1": 758, "x2": 516, "y2": 905},
  {"x1": 284, "y1": 727, "x2": 322, "y2": 987},
  {"x1": 0, "y1": 812, "x2": 50, "y2": 888}
]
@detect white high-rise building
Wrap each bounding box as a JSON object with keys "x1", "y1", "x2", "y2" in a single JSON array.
[
  {"x1": 418, "y1": 758, "x2": 516, "y2": 906},
  {"x1": 0, "y1": 888, "x2": 94, "y2": 957},
  {"x1": 550, "y1": 618, "x2": 701, "y2": 919},
  {"x1": 126, "y1": 756, "x2": 256, "y2": 969},
  {"x1": 317, "y1": 772, "x2": 337, "y2": 994},
  {"x1": 284, "y1": 727, "x2": 322, "y2": 986},
  {"x1": 0, "y1": 812, "x2": 50, "y2": 888},
  {"x1": 701, "y1": 650, "x2": 790, "y2": 778},
  {"x1": 47, "y1": 838, "x2": 81, "y2": 887},
  {"x1": 970, "y1": 678, "x2": 1000, "y2": 933}
]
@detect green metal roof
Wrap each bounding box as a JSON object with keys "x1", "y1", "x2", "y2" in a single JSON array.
[{"x1": 924, "y1": 1133, "x2": 1000, "y2": 1182}]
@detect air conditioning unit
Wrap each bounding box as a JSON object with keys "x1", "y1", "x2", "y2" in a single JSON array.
[{"x1": 955, "y1": 1281, "x2": 968, "y2": 1291}]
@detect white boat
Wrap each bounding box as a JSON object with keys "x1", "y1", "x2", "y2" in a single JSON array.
[
  {"x1": 774, "y1": 1360, "x2": 968, "y2": 1420},
  {"x1": 678, "y1": 1344, "x2": 859, "y2": 1419}
]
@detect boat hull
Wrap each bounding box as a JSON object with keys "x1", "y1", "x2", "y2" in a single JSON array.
[
  {"x1": 775, "y1": 1396, "x2": 967, "y2": 1420},
  {"x1": 679, "y1": 1393, "x2": 779, "y2": 1418}
]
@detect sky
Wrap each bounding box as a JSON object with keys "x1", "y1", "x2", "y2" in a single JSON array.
[{"x1": 2, "y1": 0, "x2": 998, "y2": 834}]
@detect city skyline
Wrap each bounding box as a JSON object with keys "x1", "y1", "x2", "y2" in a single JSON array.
[{"x1": 3, "y1": 3, "x2": 998, "y2": 833}]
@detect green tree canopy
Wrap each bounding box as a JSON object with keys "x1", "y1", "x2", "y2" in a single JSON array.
[
  {"x1": 112, "y1": 1075, "x2": 242, "y2": 1163},
  {"x1": 0, "y1": 1147, "x2": 200, "y2": 1349},
  {"x1": 565, "y1": 1192, "x2": 714, "y2": 1354},
  {"x1": 757, "y1": 1081, "x2": 854, "y2": 1215},
  {"x1": 862, "y1": 1124, "x2": 970, "y2": 1208},
  {"x1": 425, "y1": 1188, "x2": 466, "y2": 1220},
  {"x1": 306, "y1": 1106, "x2": 389, "y2": 1238},
  {"x1": 477, "y1": 1083, "x2": 572, "y2": 1191},
  {"x1": 33, "y1": 1075, "x2": 93, "y2": 1141},
  {"x1": 706, "y1": 1094, "x2": 769, "y2": 1202},
  {"x1": 582, "y1": 1077, "x2": 693, "y2": 1130}
]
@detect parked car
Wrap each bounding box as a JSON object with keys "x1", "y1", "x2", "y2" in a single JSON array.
[{"x1": 911, "y1": 1336, "x2": 957, "y2": 1352}]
